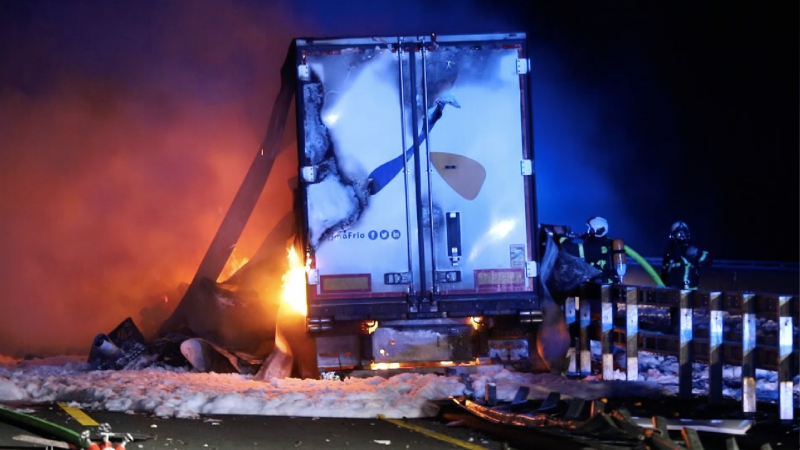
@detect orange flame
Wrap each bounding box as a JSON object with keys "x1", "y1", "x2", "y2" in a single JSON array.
[
  {"x1": 218, "y1": 249, "x2": 250, "y2": 282},
  {"x1": 281, "y1": 245, "x2": 309, "y2": 316}
]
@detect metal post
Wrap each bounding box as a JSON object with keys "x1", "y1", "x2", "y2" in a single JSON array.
[
  {"x1": 566, "y1": 297, "x2": 577, "y2": 374},
  {"x1": 485, "y1": 379, "x2": 497, "y2": 406},
  {"x1": 601, "y1": 285, "x2": 614, "y2": 381},
  {"x1": 679, "y1": 290, "x2": 693, "y2": 400},
  {"x1": 626, "y1": 287, "x2": 639, "y2": 381},
  {"x1": 580, "y1": 298, "x2": 592, "y2": 376},
  {"x1": 778, "y1": 295, "x2": 794, "y2": 421},
  {"x1": 741, "y1": 293, "x2": 756, "y2": 418},
  {"x1": 708, "y1": 292, "x2": 723, "y2": 405}
]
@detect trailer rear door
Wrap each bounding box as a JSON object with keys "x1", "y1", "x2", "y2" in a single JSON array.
[
  {"x1": 295, "y1": 33, "x2": 539, "y2": 321},
  {"x1": 419, "y1": 37, "x2": 538, "y2": 312}
]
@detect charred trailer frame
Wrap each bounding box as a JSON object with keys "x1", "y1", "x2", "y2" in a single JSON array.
[{"x1": 292, "y1": 32, "x2": 542, "y2": 372}]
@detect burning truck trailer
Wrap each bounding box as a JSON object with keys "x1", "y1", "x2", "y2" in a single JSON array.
[
  {"x1": 292, "y1": 32, "x2": 545, "y2": 376},
  {"x1": 130, "y1": 32, "x2": 567, "y2": 379}
]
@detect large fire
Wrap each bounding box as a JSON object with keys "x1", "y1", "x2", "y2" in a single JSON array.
[{"x1": 281, "y1": 245, "x2": 309, "y2": 316}]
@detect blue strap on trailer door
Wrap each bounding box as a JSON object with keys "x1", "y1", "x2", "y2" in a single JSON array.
[{"x1": 367, "y1": 96, "x2": 457, "y2": 195}]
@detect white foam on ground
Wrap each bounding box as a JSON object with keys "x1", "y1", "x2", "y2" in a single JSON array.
[{"x1": 0, "y1": 358, "x2": 668, "y2": 419}]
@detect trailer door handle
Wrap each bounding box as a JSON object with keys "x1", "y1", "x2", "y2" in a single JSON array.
[{"x1": 446, "y1": 211, "x2": 461, "y2": 266}]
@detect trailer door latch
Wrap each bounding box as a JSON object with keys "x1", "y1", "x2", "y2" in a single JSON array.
[
  {"x1": 446, "y1": 212, "x2": 462, "y2": 266},
  {"x1": 384, "y1": 272, "x2": 412, "y2": 285},
  {"x1": 435, "y1": 270, "x2": 462, "y2": 283}
]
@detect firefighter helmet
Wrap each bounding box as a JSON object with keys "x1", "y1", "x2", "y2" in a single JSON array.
[
  {"x1": 670, "y1": 221, "x2": 690, "y2": 242},
  {"x1": 586, "y1": 216, "x2": 608, "y2": 238}
]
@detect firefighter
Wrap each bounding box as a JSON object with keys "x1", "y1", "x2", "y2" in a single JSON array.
[
  {"x1": 661, "y1": 221, "x2": 713, "y2": 289},
  {"x1": 560, "y1": 216, "x2": 625, "y2": 284}
]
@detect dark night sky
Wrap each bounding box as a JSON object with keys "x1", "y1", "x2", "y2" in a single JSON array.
[
  {"x1": 500, "y1": 1, "x2": 797, "y2": 263},
  {"x1": 0, "y1": 0, "x2": 796, "y2": 355}
]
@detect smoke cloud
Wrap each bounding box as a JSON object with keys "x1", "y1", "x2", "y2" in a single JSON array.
[{"x1": 0, "y1": 0, "x2": 517, "y2": 356}]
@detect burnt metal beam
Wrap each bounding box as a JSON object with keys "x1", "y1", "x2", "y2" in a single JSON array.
[{"x1": 158, "y1": 42, "x2": 298, "y2": 336}]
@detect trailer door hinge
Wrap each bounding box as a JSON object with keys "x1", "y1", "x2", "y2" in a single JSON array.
[
  {"x1": 525, "y1": 261, "x2": 538, "y2": 278},
  {"x1": 297, "y1": 64, "x2": 311, "y2": 81},
  {"x1": 301, "y1": 166, "x2": 318, "y2": 183},
  {"x1": 520, "y1": 159, "x2": 533, "y2": 176},
  {"x1": 307, "y1": 269, "x2": 319, "y2": 285},
  {"x1": 516, "y1": 58, "x2": 530, "y2": 75}
]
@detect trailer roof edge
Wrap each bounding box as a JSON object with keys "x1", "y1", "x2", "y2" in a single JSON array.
[{"x1": 294, "y1": 32, "x2": 527, "y2": 47}]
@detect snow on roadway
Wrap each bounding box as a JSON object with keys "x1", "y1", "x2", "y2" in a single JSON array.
[
  {"x1": 0, "y1": 354, "x2": 670, "y2": 419},
  {"x1": 0, "y1": 344, "x2": 796, "y2": 420}
]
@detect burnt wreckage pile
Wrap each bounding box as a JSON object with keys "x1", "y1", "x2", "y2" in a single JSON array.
[{"x1": 448, "y1": 376, "x2": 796, "y2": 450}]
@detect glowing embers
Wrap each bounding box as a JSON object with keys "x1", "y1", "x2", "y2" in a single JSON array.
[
  {"x1": 371, "y1": 362, "x2": 400, "y2": 370},
  {"x1": 281, "y1": 245, "x2": 312, "y2": 316},
  {"x1": 369, "y1": 359, "x2": 480, "y2": 371},
  {"x1": 470, "y1": 316, "x2": 484, "y2": 330},
  {"x1": 364, "y1": 320, "x2": 379, "y2": 334}
]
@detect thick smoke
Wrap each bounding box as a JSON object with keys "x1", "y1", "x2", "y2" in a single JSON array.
[
  {"x1": 0, "y1": 0, "x2": 516, "y2": 356},
  {"x1": 0, "y1": 1, "x2": 293, "y2": 356}
]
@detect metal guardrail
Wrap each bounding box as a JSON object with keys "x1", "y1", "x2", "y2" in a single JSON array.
[
  {"x1": 563, "y1": 284, "x2": 798, "y2": 422},
  {"x1": 631, "y1": 257, "x2": 800, "y2": 272}
]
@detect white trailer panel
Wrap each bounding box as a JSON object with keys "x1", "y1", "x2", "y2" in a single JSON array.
[{"x1": 295, "y1": 33, "x2": 539, "y2": 320}]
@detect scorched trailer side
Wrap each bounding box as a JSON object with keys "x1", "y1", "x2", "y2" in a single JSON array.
[{"x1": 292, "y1": 32, "x2": 542, "y2": 372}]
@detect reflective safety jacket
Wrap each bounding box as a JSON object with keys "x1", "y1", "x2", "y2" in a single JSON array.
[{"x1": 660, "y1": 241, "x2": 713, "y2": 289}]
